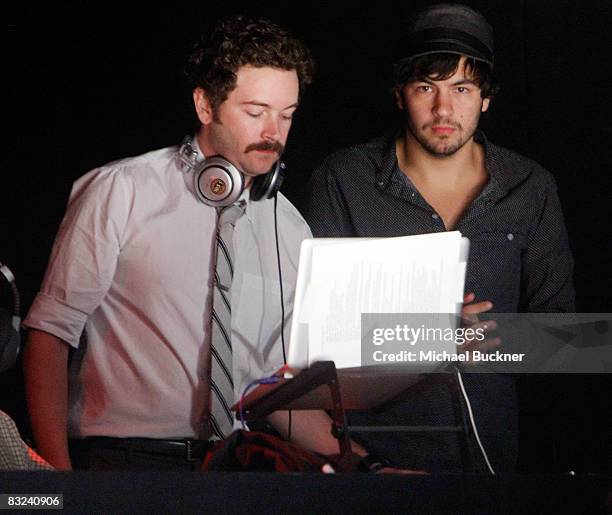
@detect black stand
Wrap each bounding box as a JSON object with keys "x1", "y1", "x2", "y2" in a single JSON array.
[
  {"x1": 345, "y1": 368, "x2": 475, "y2": 471},
  {"x1": 236, "y1": 362, "x2": 474, "y2": 468}
]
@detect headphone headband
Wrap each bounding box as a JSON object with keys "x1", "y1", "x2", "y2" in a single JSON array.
[{"x1": 178, "y1": 136, "x2": 200, "y2": 170}]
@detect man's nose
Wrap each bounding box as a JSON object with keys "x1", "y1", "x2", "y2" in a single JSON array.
[
  {"x1": 432, "y1": 90, "x2": 453, "y2": 118},
  {"x1": 261, "y1": 116, "x2": 281, "y2": 141}
]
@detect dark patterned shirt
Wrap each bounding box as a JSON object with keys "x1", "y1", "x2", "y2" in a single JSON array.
[
  {"x1": 305, "y1": 131, "x2": 575, "y2": 472},
  {"x1": 307, "y1": 131, "x2": 575, "y2": 314}
]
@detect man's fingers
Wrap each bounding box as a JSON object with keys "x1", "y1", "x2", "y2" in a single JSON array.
[
  {"x1": 462, "y1": 300, "x2": 493, "y2": 316},
  {"x1": 474, "y1": 319, "x2": 497, "y2": 333},
  {"x1": 463, "y1": 292, "x2": 476, "y2": 304},
  {"x1": 462, "y1": 336, "x2": 502, "y2": 365}
]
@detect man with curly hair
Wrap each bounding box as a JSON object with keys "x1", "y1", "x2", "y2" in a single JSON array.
[{"x1": 23, "y1": 16, "x2": 362, "y2": 471}]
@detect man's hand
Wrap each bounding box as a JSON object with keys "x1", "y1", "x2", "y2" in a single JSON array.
[
  {"x1": 459, "y1": 292, "x2": 501, "y2": 360},
  {"x1": 461, "y1": 292, "x2": 492, "y2": 318}
]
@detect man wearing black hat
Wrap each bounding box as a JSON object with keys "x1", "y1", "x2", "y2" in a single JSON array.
[{"x1": 307, "y1": 4, "x2": 574, "y2": 472}]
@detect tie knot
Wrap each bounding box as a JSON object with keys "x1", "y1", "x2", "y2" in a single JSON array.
[{"x1": 217, "y1": 201, "x2": 246, "y2": 227}]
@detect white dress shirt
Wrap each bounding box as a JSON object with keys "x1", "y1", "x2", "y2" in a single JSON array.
[{"x1": 24, "y1": 141, "x2": 311, "y2": 438}]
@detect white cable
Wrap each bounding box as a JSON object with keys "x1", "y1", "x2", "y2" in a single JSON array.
[{"x1": 455, "y1": 368, "x2": 496, "y2": 475}]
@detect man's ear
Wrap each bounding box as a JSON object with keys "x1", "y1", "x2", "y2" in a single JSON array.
[
  {"x1": 482, "y1": 97, "x2": 490, "y2": 113},
  {"x1": 394, "y1": 89, "x2": 404, "y2": 110},
  {"x1": 193, "y1": 88, "x2": 214, "y2": 125}
]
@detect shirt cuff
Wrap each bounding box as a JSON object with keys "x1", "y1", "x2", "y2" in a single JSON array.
[{"x1": 22, "y1": 291, "x2": 88, "y2": 348}]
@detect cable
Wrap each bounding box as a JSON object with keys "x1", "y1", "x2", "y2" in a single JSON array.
[
  {"x1": 273, "y1": 194, "x2": 287, "y2": 363},
  {"x1": 273, "y1": 194, "x2": 291, "y2": 441},
  {"x1": 455, "y1": 367, "x2": 496, "y2": 475},
  {"x1": 238, "y1": 376, "x2": 281, "y2": 430}
]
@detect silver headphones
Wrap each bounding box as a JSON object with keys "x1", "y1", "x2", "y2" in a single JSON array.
[{"x1": 178, "y1": 137, "x2": 285, "y2": 207}]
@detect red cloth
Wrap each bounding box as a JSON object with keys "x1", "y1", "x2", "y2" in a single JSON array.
[{"x1": 202, "y1": 430, "x2": 361, "y2": 473}]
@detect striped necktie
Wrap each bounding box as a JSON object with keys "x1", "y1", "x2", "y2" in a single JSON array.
[{"x1": 209, "y1": 201, "x2": 246, "y2": 439}]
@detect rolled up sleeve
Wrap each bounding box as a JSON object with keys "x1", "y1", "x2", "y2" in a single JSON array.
[{"x1": 23, "y1": 167, "x2": 131, "y2": 348}]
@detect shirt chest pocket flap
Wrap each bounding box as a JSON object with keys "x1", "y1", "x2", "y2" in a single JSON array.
[{"x1": 469, "y1": 230, "x2": 529, "y2": 277}]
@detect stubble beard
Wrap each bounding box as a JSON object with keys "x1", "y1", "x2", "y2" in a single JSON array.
[{"x1": 408, "y1": 119, "x2": 478, "y2": 157}]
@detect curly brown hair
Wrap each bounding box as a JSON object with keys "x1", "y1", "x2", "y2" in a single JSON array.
[{"x1": 185, "y1": 16, "x2": 314, "y2": 113}]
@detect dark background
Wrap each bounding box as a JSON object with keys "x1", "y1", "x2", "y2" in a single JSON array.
[{"x1": 1, "y1": 1, "x2": 610, "y2": 472}]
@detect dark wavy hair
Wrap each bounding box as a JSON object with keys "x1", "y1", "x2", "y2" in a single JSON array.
[
  {"x1": 184, "y1": 16, "x2": 314, "y2": 113},
  {"x1": 392, "y1": 53, "x2": 499, "y2": 100}
]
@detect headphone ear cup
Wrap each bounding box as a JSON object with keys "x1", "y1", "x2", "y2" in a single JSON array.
[
  {"x1": 250, "y1": 161, "x2": 285, "y2": 201},
  {"x1": 193, "y1": 156, "x2": 245, "y2": 207},
  {"x1": 0, "y1": 308, "x2": 20, "y2": 374}
]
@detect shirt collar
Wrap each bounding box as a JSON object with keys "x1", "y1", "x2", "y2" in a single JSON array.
[
  {"x1": 378, "y1": 130, "x2": 532, "y2": 200},
  {"x1": 475, "y1": 131, "x2": 532, "y2": 196}
]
